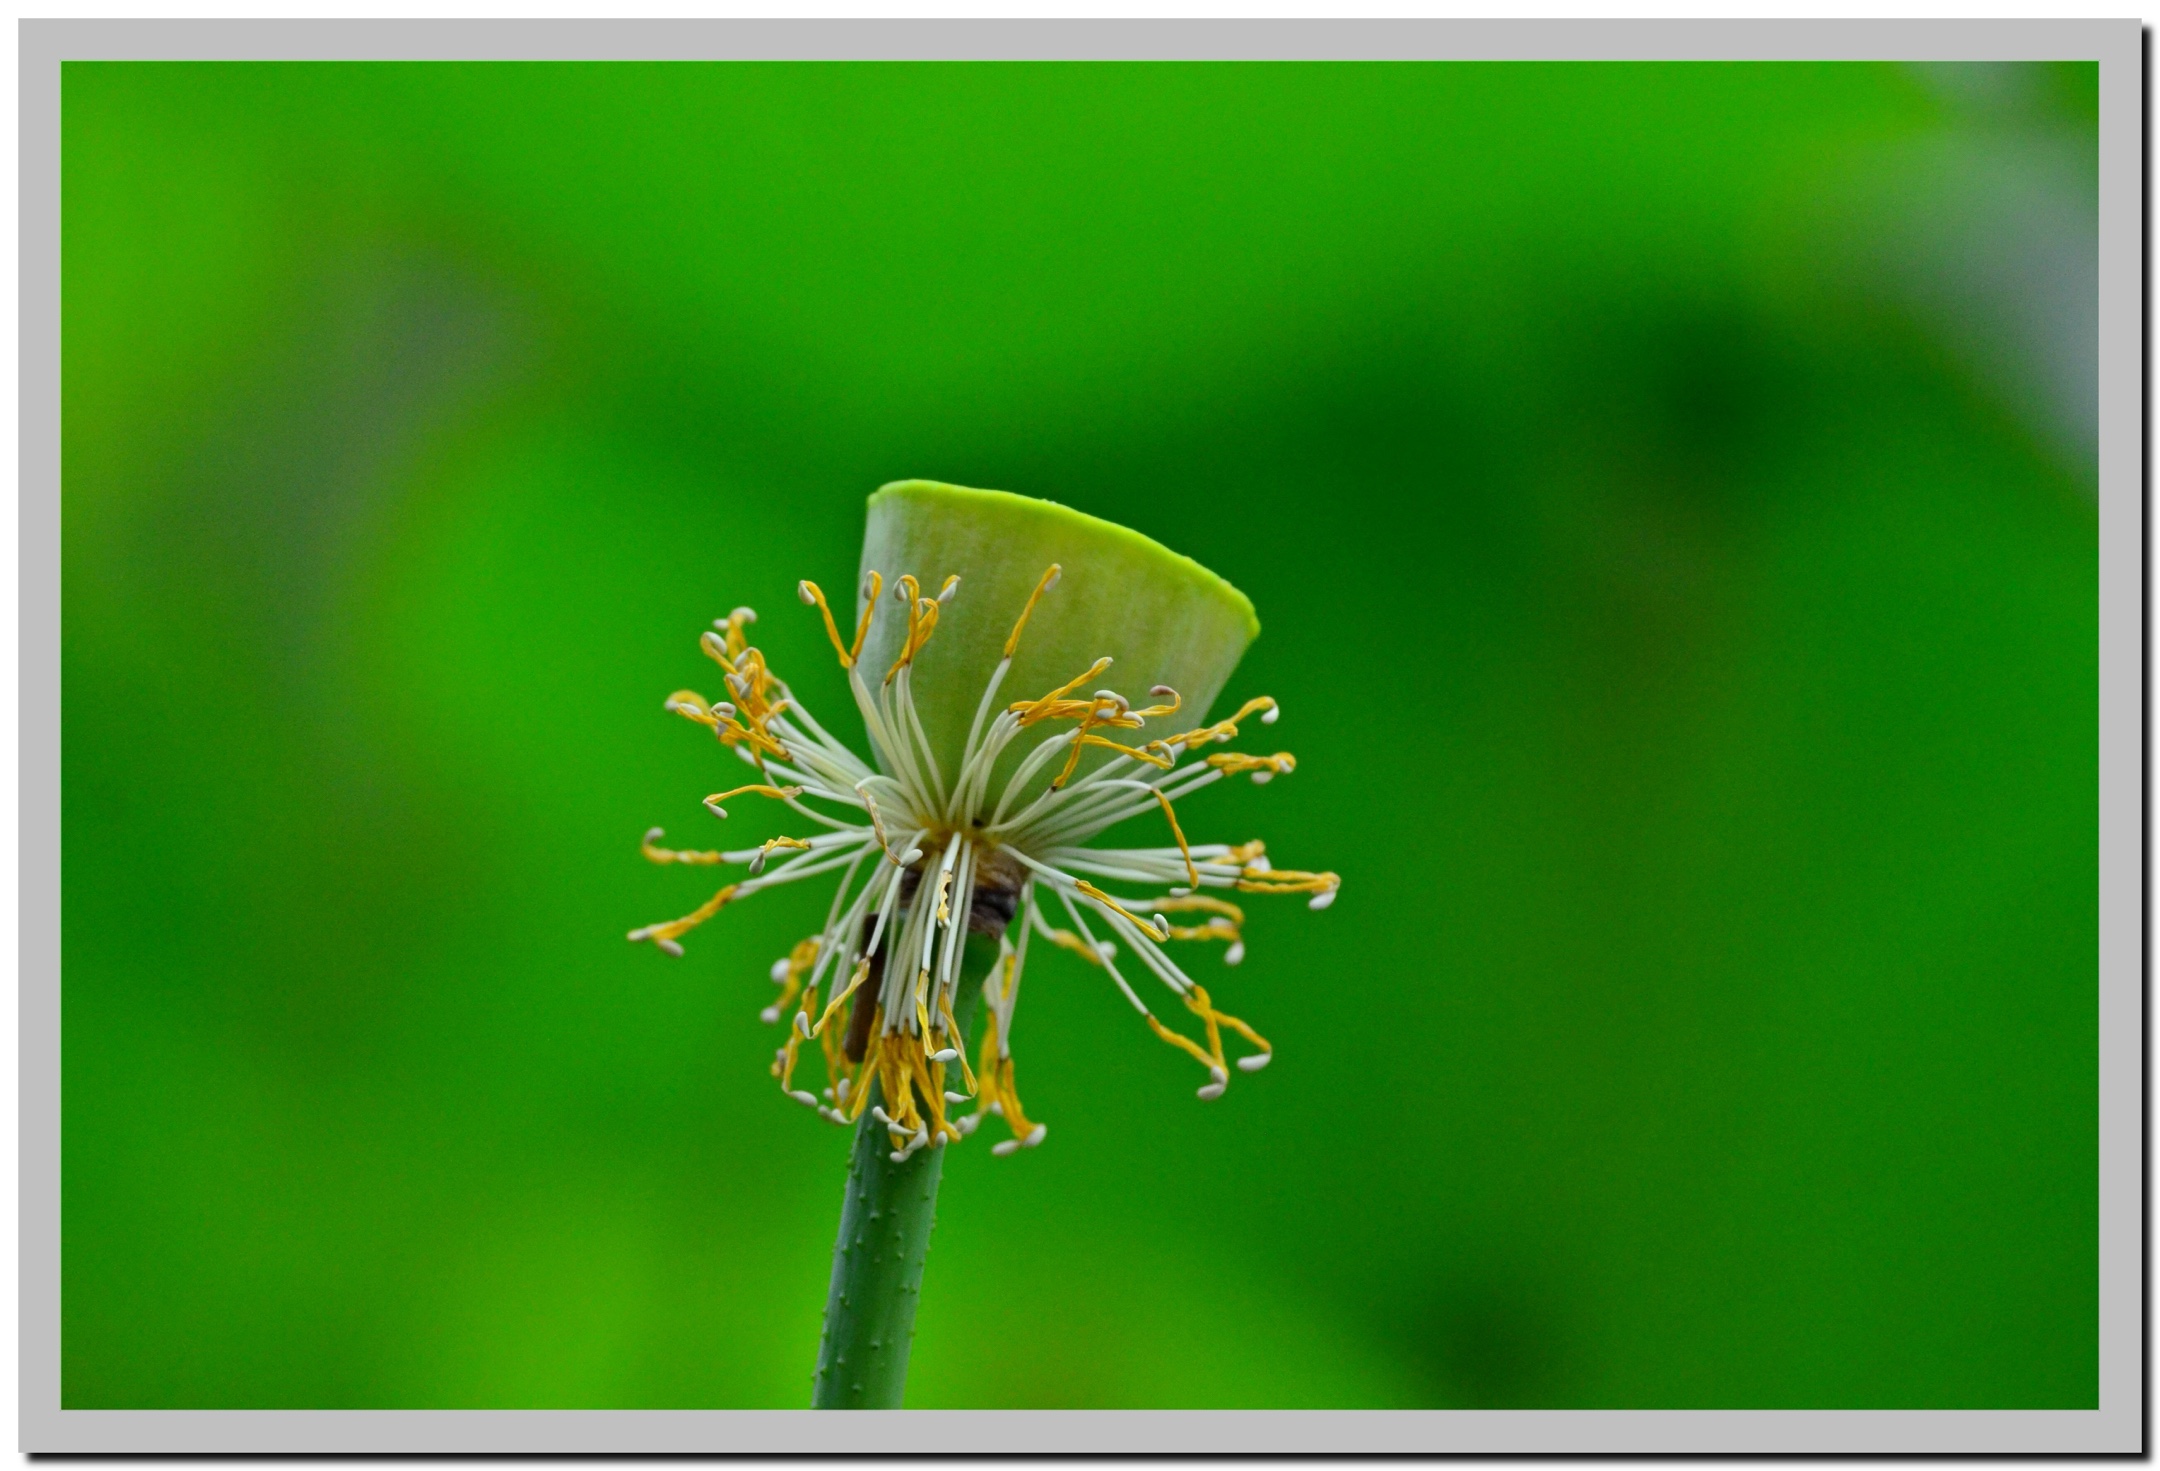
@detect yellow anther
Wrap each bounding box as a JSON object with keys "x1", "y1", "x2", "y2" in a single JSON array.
[
  {"x1": 1133, "y1": 686, "x2": 1182, "y2": 720},
  {"x1": 703, "y1": 783, "x2": 805, "y2": 818},
  {"x1": 850, "y1": 571, "x2": 881, "y2": 664},
  {"x1": 1003, "y1": 563, "x2": 1063, "y2": 659},
  {"x1": 1163, "y1": 919, "x2": 1240, "y2": 943},
  {"x1": 1049, "y1": 732, "x2": 1175, "y2": 790},
  {"x1": 626, "y1": 882, "x2": 740, "y2": 951},
  {"x1": 1141, "y1": 894, "x2": 1246, "y2": 923},
  {"x1": 1234, "y1": 866, "x2": 1340, "y2": 896},
  {"x1": 1009, "y1": 657, "x2": 1114, "y2": 726},
  {"x1": 757, "y1": 835, "x2": 813, "y2": 860},
  {"x1": 671, "y1": 653, "x2": 791, "y2": 763},
  {"x1": 1160, "y1": 695, "x2": 1279, "y2": 752},
  {"x1": 882, "y1": 574, "x2": 952, "y2": 683},
  {"x1": 1076, "y1": 880, "x2": 1172, "y2": 939},
  {"x1": 812, "y1": 957, "x2": 872, "y2": 1035},
  {"x1": 717, "y1": 606, "x2": 758, "y2": 662},
  {"x1": 1153, "y1": 789, "x2": 1199, "y2": 888},
  {"x1": 858, "y1": 788, "x2": 908, "y2": 866},
  {"x1": 640, "y1": 828, "x2": 726, "y2": 866},
  {"x1": 883, "y1": 575, "x2": 922, "y2": 683},
  {"x1": 1205, "y1": 750, "x2": 1296, "y2": 778},
  {"x1": 1038, "y1": 922, "x2": 1107, "y2": 966},
  {"x1": 858, "y1": 1023, "x2": 961, "y2": 1149},
  {"x1": 766, "y1": 935, "x2": 821, "y2": 1025},
  {"x1": 1046, "y1": 726, "x2": 1097, "y2": 791},
  {"x1": 1146, "y1": 1013, "x2": 1219, "y2": 1072},
  {"x1": 1145, "y1": 984, "x2": 1270, "y2": 1083},
  {"x1": 798, "y1": 579, "x2": 855, "y2": 668},
  {"x1": 938, "y1": 991, "x2": 978, "y2": 1094},
  {"x1": 664, "y1": 689, "x2": 718, "y2": 727},
  {"x1": 973, "y1": 1037, "x2": 1043, "y2": 1147},
  {"x1": 1187, "y1": 983, "x2": 1271, "y2": 1062},
  {"x1": 773, "y1": 940, "x2": 830, "y2": 1093}
]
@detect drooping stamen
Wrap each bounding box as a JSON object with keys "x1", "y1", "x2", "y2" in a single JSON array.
[
  {"x1": 798, "y1": 579, "x2": 856, "y2": 668},
  {"x1": 641, "y1": 827, "x2": 726, "y2": 866},
  {"x1": 703, "y1": 783, "x2": 805, "y2": 820},
  {"x1": 971, "y1": 1040, "x2": 1046, "y2": 1155},
  {"x1": 626, "y1": 881, "x2": 741, "y2": 954},
  {"x1": 1144, "y1": 983, "x2": 1270, "y2": 1097},
  {"x1": 937, "y1": 990, "x2": 978, "y2": 1096},
  {"x1": 813, "y1": 957, "x2": 873, "y2": 1035},
  {"x1": 1026, "y1": 898, "x2": 1113, "y2": 966},
  {"x1": 855, "y1": 783, "x2": 910, "y2": 867},
  {"x1": 761, "y1": 936, "x2": 821, "y2": 1024},
  {"x1": 1152, "y1": 788, "x2": 1200, "y2": 889}
]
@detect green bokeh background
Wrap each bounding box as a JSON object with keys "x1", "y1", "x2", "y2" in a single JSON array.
[{"x1": 62, "y1": 61, "x2": 2097, "y2": 1408}]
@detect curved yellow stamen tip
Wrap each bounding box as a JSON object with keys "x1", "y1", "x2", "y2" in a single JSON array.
[
  {"x1": 1003, "y1": 563, "x2": 1063, "y2": 659},
  {"x1": 664, "y1": 689, "x2": 718, "y2": 726},
  {"x1": 640, "y1": 827, "x2": 725, "y2": 866},
  {"x1": 850, "y1": 571, "x2": 882, "y2": 664},
  {"x1": 702, "y1": 783, "x2": 805, "y2": 818},
  {"x1": 882, "y1": 572, "x2": 953, "y2": 683},
  {"x1": 1142, "y1": 894, "x2": 1246, "y2": 923},
  {"x1": 1234, "y1": 867, "x2": 1341, "y2": 905},
  {"x1": 974, "y1": 1046, "x2": 1044, "y2": 1153},
  {"x1": 1009, "y1": 656, "x2": 1115, "y2": 726},
  {"x1": 812, "y1": 958, "x2": 872, "y2": 1035},
  {"x1": 626, "y1": 881, "x2": 741, "y2": 954},
  {"x1": 1076, "y1": 880, "x2": 1172, "y2": 940},
  {"x1": 1146, "y1": 1012, "x2": 1218, "y2": 1072},
  {"x1": 798, "y1": 579, "x2": 856, "y2": 669},
  {"x1": 1205, "y1": 750, "x2": 1296, "y2": 780},
  {"x1": 1153, "y1": 788, "x2": 1200, "y2": 889},
  {"x1": 1161, "y1": 694, "x2": 1279, "y2": 753},
  {"x1": 762, "y1": 935, "x2": 821, "y2": 1026},
  {"x1": 1145, "y1": 985, "x2": 1270, "y2": 1094}
]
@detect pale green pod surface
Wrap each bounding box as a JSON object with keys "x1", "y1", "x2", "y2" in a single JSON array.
[{"x1": 854, "y1": 480, "x2": 1259, "y2": 806}]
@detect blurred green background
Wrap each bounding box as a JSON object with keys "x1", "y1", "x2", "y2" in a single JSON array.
[{"x1": 62, "y1": 61, "x2": 2097, "y2": 1408}]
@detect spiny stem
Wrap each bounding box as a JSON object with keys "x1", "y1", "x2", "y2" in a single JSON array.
[{"x1": 811, "y1": 929, "x2": 1000, "y2": 1409}]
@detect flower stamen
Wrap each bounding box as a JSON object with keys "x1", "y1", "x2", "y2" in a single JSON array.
[
  {"x1": 703, "y1": 783, "x2": 805, "y2": 819},
  {"x1": 626, "y1": 880, "x2": 741, "y2": 956},
  {"x1": 1003, "y1": 563, "x2": 1062, "y2": 659},
  {"x1": 640, "y1": 826, "x2": 725, "y2": 866},
  {"x1": 762, "y1": 936, "x2": 821, "y2": 1024},
  {"x1": 633, "y1": 555, "x2": 1333, "y2": 1151}
]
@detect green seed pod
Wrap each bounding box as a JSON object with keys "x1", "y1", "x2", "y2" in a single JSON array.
[{"x1": 854, "y1": 479, "x2": 1259, "y2": 810}]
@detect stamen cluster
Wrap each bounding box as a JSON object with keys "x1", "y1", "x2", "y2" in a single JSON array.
[{"x1": 631, "y1": 564, "x2": 1339, "y2": 1160}]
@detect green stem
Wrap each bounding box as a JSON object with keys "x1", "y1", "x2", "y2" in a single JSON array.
[{"x1": 811, "y1": 929, "x2": 1000, "y2": 1409}]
